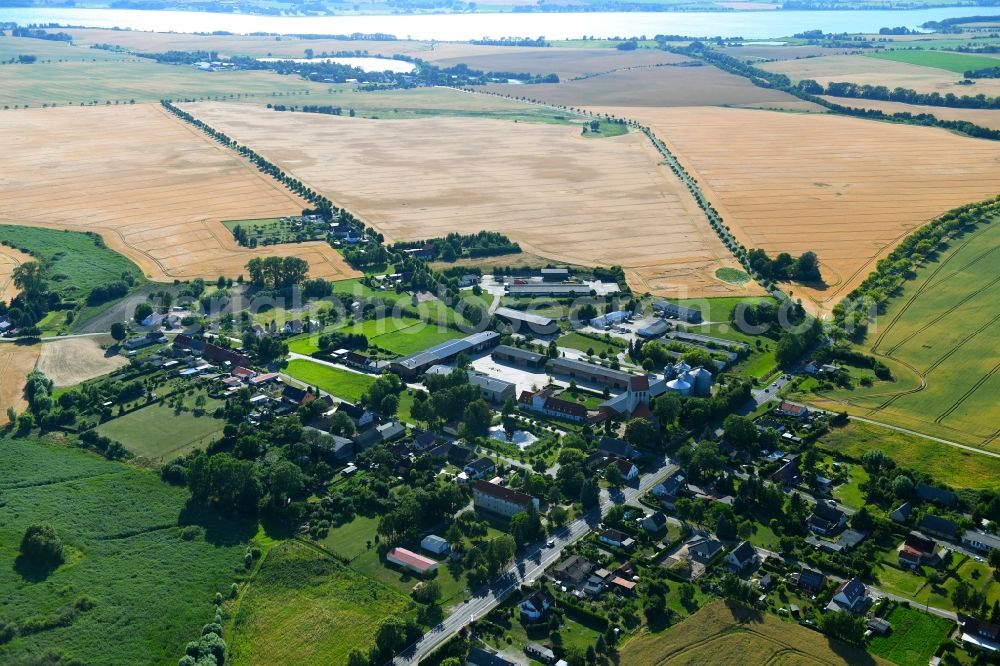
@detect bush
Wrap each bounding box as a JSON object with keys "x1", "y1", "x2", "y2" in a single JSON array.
[{"x1": 20, "y1": 523, "x2": 64, "y2": 565}]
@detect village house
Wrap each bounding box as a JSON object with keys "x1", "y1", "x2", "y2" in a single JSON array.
[
  {"x1": 797, "y1": 568, "x2": 827, "y2": 595},
  {"x1": 518, "y1": 388, "x2": 589, "y2": 423},
  {"x1": 518, "y1": 590, "x2": 552, "y2": 622},
  {"x1": 809, "y1": 500, "x2": 847, "y2": 536},
  {"x1": 726, "y1": 541, "x2": 759, "y2": 573},
  {"x1": 899, "y1": 533, "x2": 938, "y2": 569},
  {"x1": 688, "y1": 536, "x2": 724, "y2": 563},
  {"x1": 963, "y1": 530, "x2": 1000, "y2": 554},
  {"x1": 463, "y1": 457, "x2": 496, "y2": 481},
  {"x1": 961, "y1": 618, "x2": 1000, "y2": 653},
  {"x1": 598, "y1": 528, "x2": 635, "y2": 550},
  {"x1": 776, "y1": 401, "x2": 809, "y2": 418},
  {"x1": 473, "y1": 480, "x2": 538, "y2": 518},
  {"x1": 829, "y1": 578, "x2": 868, "y2": 613},
  {"x1": 553, "y1": 555, "x2": 595, "y2": 588},
  {"x1": 642, "y1": 512, "x2": 668, "y2": 533}
]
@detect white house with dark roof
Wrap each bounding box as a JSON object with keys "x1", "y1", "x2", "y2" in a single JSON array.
[
  {"x1": 726, "y1": 540, "x2": 759, "y2": 572},
  {"x1": 519, "y1": 590, "x2": 552, "y2": 621},
  {"x1": 829, "y1": 577, "x2": 868, "y2": 613}
]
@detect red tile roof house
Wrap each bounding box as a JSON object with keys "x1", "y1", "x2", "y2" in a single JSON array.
[
  {"x1": 518, "y1": 388, "x2": 588, "y2": 423},
  {"x1": 899, "y1": 533, "x2": 937, "y2": 569},
  {"x1": 386, "y1": 547, "x2": 438, "y2": 575}
]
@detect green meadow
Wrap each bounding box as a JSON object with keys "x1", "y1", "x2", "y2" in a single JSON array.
[{"x1": 0, "y1": 438, "x2": 249, "y2": 665}]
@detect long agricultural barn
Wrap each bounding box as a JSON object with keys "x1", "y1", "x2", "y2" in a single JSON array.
[
  {"x1": 653, "y1": 300, "x2": 703, "y2": 323},
  {"x1": 491, "y1": 344, "x2": 547, "y2": 369},
  {"x1": 494, "y1": 307, "x2": 559, "y2": 336},
  {"x1": 506, "y1": 283, "x2": 599, "y2": 297},
  {"x1": 546, "y1": 356, "x2": 633, "y2": 389},
  {"x1": 389, "y1": 331, "x2": 500, "y2": 378}
]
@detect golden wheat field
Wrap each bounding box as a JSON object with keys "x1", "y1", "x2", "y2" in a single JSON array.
[
  {"x1": 183, "y1": 102, "x2": 759, "y2": 298},
  {"x1": 819, "y1": 96, "x2": 1000, "y2": 130},
  {"x1": 600, "y1": 105, "x2": 1000, "y2": 313},
  {"x1": 0, "y1": 105, "x2": 359, "y2": 283},
  {"x1": 0, "y1": 342, "x2": 40, "y2": 423},
  {"x1": 0, "y1": 244, "x2": 32, "y2": 304}
]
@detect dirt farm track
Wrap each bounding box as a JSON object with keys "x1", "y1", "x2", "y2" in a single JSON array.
[
  {"x1": 0, "y1": 105, "x2": 359, "y2": 283},
  {"x1": 182, "y1": 102, "x2": 760, "y2": 299}
]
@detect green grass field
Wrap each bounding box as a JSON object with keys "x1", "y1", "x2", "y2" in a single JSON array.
[
  {"x1": 818, "y1": 421, "x2": 1000, "y2": 490},
  {"x1": 868, "y1": 605, "x2": 953, "y2": 666},
  {"x1": 284, "y1": 360, "x2": 376, "y2": 402},
  {"x1": 797, "y1": 218, "x2": 1000, "y2": 449},
  {"x1": 95, "y1": 392, "x2": 226, "y2": 461},
  {"x1": 286, "y1": 316, "x2": 423, "y2": 355},
  {"x1": 715, "y1": 267, "x2": 751, "y2": 285},
  {"x1": 866, "y1": 49, "x2": 1000, "y2": 74},
  {"x1": 222, "y1": 216, "x2": 326, "y2": 246},
  {"x1": 557, "y1": 331, "x2": 626, "y2": 357},
  {"x1": 0, "y1": 225, "x2": 142, "y2": 303},
  {"x1": 371, "y1": 323, "x2": 463, "y2": 356},
  {"x1": 0, "y1": 438, "x2": 249, "y2": 665},
  {"x1": 228, "y1": 539, "x2": 410, "y2": 666}
]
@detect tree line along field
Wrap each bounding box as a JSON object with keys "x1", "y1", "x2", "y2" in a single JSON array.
[
  {"x1": 182, "y1": 102, "x2": 758, "y2": 299},
  {"x1": 619, "y1": 599, "x2": 888, "y2": 665},
  {"x1": 760, "y1": 54, "x2": 1000, "y2": 99},
  {"x1": 594, "y1": 105, "x2": 1000, "y2": 314},
  {"x1": 227, "y1": 540, "x2": 410, "y2": 666},
  {"x1": 798, "y1": 217, "x2": 1000, "y2": 449},
  {"x1": 0, "y1": 105, "x2": 359, "y2": 283},
  {"x1": 0, "y1": 437, "x2": 250, "y2": 665},
  {"x1": 817, "y1": 96, "x2": 1000, "y2": 131}
]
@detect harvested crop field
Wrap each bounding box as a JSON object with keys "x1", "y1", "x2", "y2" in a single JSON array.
[
  {"x1": 434, "y1": 48, "x2": 688, "y2": 80},
  {"x1": 183, "y1": 102, "x2": 759, "y2": 298},
  {"x1": 761, "y1": 54, "x2": 1000, "y2": 98},
  {"x1": 36, "y1": 336, "x2": 128, "y2": 387},
  {"x1": 620, "y1": 599, "x2": 888, "y2": 665},
  {"x1": 819, "y1": 95, "x2": 1000, "y2": 130},
  {"x1": 0, "y1": 243, "x2": 31, "y2": 303},
  {"x1": 0, "y1": 105, "x2": 359, "y2": 283},
  {"x1": 0, "y1": 342, "x2": 39, "y2": 422},
  {"x1": 485, "y1": 63, "x2": 815, "y2": 109},
  {"x1": 602, "y1": 105, "x2": 1000, "y2": 313},
  {"x1": 719, "y1": 44, "x2": 863, "y2": 60}
]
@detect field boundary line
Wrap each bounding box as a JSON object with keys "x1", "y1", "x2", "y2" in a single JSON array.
[{"x1": 0, "y1": 469, "x2": 124, "y2": 491}]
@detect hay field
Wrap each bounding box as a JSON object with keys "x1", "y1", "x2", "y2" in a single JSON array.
[
  {"x1": 819, "y1": 95, "x2": 1000, "y2": 130},
  {"x1": 0, "y1": 57, "x2": 324, "y2": 107},
  {"x1": 36, "y1": 336, "x2": 128, "y2": 387},
  {"x1": 485, "y1": 63, "x2": 815, "y2": 109},
  {"x1": 601, "y1": 105, "x2": 1000, "y2": 313},
  {"x1": 0, "y1": 342, "x2": 39, "y2": 422},
  {"x1": 0, "y1": 244, "x2": 31, "y2": 303},
  {"x1": 184, "y1": 102, "x2": 758, "y2": 298},
  {"x1": 801, "y1": 218, "x2": 1000, "y2": 449},
  {"x1": 620, "y1": 599, "x2": 888, "y2": 665},
  {"x1": 761, "y1": 54, "x2": 1000, "y2": 98},
  {"x1": 0, "y1": 105, "x2": 358, "y2": 283},
  {"x1": 433, "y1": 48, "x2": 688, "y2": 79}
]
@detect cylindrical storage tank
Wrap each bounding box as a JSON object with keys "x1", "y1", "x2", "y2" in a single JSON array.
[
  {"x1": 679, "y1": 370, "x2": 694, "y2": 386},
  {"x1": 663, "y1": 365, "x2": 676, "y2": 380},
  {"x1": 674, "y1": 361, "x2": 691, "y2": 376},
  {"x1": 690, "y1": 367, "x2": 713, "y2": 397},
  {"x1": 666, "y1": 378, "x2": 692, "y2": 397}
]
